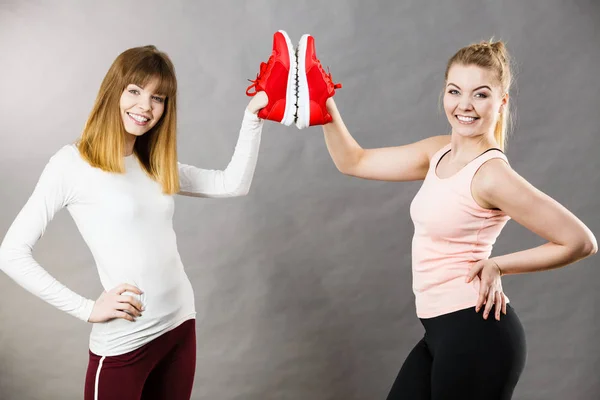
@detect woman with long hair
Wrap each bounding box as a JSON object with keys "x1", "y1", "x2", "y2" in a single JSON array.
[{"x1": 0, "y1": 44, "x2": 276, "y2": 399}]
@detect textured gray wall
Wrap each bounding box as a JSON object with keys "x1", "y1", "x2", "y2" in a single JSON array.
[{"x1": 1, "y1": 0, "x2": 599, "y2": 399}]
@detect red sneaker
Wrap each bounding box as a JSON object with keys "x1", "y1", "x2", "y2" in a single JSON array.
[
  {"x1": 246, "y1": 30, "x2": 297, "y2": 126},
  {"x1": 296, "y1": 34, "x2": 342, "y2": 129}
]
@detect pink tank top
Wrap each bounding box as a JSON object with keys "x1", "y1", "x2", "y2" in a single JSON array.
[{"x1": 409, "y1": 143, "x2": 511, "y2": 318}]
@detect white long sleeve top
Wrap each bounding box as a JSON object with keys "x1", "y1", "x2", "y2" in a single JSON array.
[{"x1": 0, "y1": 110, "x2": 263, "y2": 356}]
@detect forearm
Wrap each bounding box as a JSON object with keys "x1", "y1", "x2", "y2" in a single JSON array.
[
  {"x1": 178, "y1": 109, "x2": 263, "y2": 198},
  {"x1": 322, "y1": 98, "x2": 364, "y2": 174},
  {"x1": 0, "y1": 155, "x2": 95, "y2": 322},
  {"x1": 492, "y1": 241, "x2": 596, "y2": 276},
  {"x1": 220, "y1": 109, "x2": 263, "y2": 195},
  {"x1": 0, "y1": 245, "x2": 95, "y2": 322}
]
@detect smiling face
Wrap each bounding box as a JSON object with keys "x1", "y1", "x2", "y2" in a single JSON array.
[
  {"x1": 443, "y1": 64, "x2": 508, "y2": 141},
  {"x1": 119, "y1": 77, "x2": 166, "y2": 137}
]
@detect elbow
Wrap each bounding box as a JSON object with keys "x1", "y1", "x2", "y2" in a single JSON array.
[
  {"x1": 222, "y1": 176, "x2": 252, "y2": 198},
  {"x1": 582, "y1": 235, "x2": 598, "y2": 257},
  {"x1": 570, "y1": 233, "x2": 598, "y2": 259},
  {"x1": 236, "y1": 188, "x2": 250, "y2": 197},
  {"x1": 236, "y1": 182, "x2": 252, "y2": 197},
  {"x1": 336, "y1": 160, "x2": 360, "y2": 177},
  {"x1": 0, "y1": 248, "x2": 5, "y2": 271},
  {"x1": 581, "y1": 229, "x2": 598, "y2": 257},
  {"x1": 0, "y1": 241, "x2": 34, "y2": 272},
  {"x1": 229, "y1": 185, "x2": 251, "y2": 198},
  {"x1": 336, "y1": 164, "x2": 352, "y2": 176},
  {"x1": 0, "y1": 245, "x2": 13, "y2": 272},
  {"x1": 332, "y1": 149, "x2": 364, "y2": 177}
]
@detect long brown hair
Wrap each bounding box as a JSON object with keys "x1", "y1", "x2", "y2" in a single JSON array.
[
  {"x1": 445, "y1": 40, "x2": 512, "y2": 150},
  {"x1": 77, "y1": 45, "x2": 180, "y2": 194}
]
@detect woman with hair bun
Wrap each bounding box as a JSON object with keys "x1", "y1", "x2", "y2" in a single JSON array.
[{"x1": 319, "y1": 40, "x2": 597, "y2": 399}]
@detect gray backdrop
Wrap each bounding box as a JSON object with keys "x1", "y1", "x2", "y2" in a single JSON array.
[{"x1": 1, "y1": 0, "x2": 599, "y2": 399}]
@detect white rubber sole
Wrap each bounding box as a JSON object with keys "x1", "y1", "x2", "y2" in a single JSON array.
[
  {"x1": 279, "y1": 30, "x2": 297, "y2": 127},
  {"x1": 295, "y1": 34, "x2": 310, "y2": 129}
]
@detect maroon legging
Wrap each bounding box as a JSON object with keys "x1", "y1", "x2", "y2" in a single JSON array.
[{"x1": 85, "y1": 319, "x2": 196, "y2": 400}]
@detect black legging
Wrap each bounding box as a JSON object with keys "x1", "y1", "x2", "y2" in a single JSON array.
[{"x1": 387, "y1": 304, "x2": 527, "y2": 400}]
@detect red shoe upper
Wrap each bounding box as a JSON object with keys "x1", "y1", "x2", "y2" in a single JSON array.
[
  {"x1": 246, "y1": 32, "x2": 292, "y2": 122},
  {"x1": 304, "y1": 35, "x2": 342, "y2": 125}
]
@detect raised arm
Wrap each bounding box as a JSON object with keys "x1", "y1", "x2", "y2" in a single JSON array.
[
  {"x1": 178, "y1": 94, "x2": 267, "y2": 198},
  {"x1": 0, "y1": 147, "x2": 96, "y2": 322},
  {"x1": 323, "y1": 98, "x2": 450, "y2": 181}
]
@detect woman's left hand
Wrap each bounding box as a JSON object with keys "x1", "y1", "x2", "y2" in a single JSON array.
[
  {"x1": 465, "y1": 259, "x2": 507, "y2": 321},
  {"x1": 247, "y1": 91, "x2": 269, "y2": 114}
]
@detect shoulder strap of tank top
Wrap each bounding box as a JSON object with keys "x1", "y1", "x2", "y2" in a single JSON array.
[
  {"x1": 464, "y1": 148, "x2": 509, "y2": 177},
  {"x1": 430, "y1": 143, "x2": 452, "y2": 172}
]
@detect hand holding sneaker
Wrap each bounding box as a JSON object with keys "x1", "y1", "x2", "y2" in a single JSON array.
[
  {"x1": 246, "y1": 30, "x2": 341, "y2": 128},
  {"x1": 246, "y1": 30, "x2": 297, "y2": 126},
  {"x1": 296, "y1": 34, "x2": 342, "y2": 129},
  {"x1": 246, "y1": 91, "x2": 269, "y2": 115}
]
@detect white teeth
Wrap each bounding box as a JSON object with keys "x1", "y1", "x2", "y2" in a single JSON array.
[
  {"x1": 128, "y1": 113, "x2": 149, "y2": 123},
  {"x1": 457, "y1": 115, "x2": 476, "y2": 122}
]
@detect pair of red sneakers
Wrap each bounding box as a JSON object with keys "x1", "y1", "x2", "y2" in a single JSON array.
[{"x1": 245, "y1": 30, "x2": 342, "y2": 129}]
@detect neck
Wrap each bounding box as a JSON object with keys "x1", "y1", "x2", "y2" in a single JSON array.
[
  {"x1": 124, "y1": 134, "x2": 136, "y2": 157},
  {"x1": 449, "y1": 133, "x2": 498, "y2": 163}
]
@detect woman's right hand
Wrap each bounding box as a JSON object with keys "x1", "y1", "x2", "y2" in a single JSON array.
[
  {"x1": 87, "y1": 283, "x2": 144, "y2": 323},
  {"x1": 247, "y1": 91, "x2": 268, "y2": 114},
  {"x1": 323, "y1": 98, "x2": 450, "y2": 182}
]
